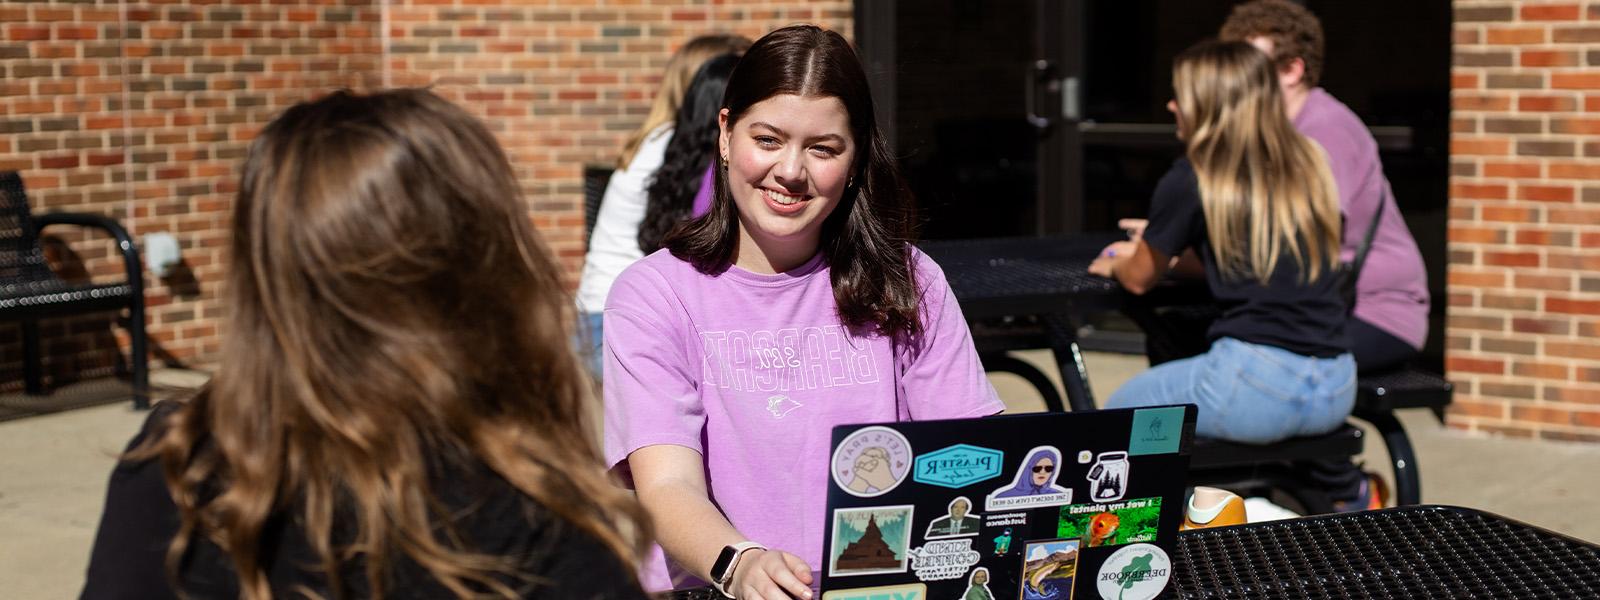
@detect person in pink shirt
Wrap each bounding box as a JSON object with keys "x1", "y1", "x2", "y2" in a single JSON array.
[{"x1": 603, "y1": 25, "x2": 1004, "y2": 600}]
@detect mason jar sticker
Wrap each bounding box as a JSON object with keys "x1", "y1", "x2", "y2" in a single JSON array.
[
  {"x1": 1095, "y1": 543, "x2": 1171, "y2": 600},
  {"x1": 1087, "y1": 451, "x2": 1129, "y2": 503},
  {"x1": 832, "y1": 426, "x2": 913, "y2": 498}
]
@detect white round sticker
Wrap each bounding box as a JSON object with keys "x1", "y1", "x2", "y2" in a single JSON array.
[
  {"x1": 1095, "y1": 543, "x2": 1172, "y2": 600},
  {"x1": 831, "y1": 426, "x2": 912, "y2": 498}
]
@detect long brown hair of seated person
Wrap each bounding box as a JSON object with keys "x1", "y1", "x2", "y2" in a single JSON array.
[{"x1": 129, "y1": 88, "x2": 649, "y2": 599}]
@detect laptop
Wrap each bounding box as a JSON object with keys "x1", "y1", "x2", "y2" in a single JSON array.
[{"x1": 819, "y1": 405, "x2": 1197, "y2": 600}]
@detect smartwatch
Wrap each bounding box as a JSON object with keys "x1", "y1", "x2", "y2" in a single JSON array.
[{"x1": 710, "y1": 541, "x2": 767, "y2": 598}]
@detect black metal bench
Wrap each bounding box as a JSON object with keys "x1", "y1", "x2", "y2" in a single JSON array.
[
  {"x1": 1186, "y1": 366, "x2": 1453, "y2": 512},
  {"x1": 1, "y1": 171, "x2": 149, "y2": 408}
]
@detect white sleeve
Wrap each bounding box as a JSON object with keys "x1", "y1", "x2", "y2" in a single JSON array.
[{"x1": 576, "y1": 126, "x2": 673, "y2": 313}]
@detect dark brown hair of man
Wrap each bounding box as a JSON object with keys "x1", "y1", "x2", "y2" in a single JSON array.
[
  {"x1": 664, "y1": 24, "x2": 925, "y2": 344},
  {"x1": 1219, "y1": 0, "x2": 1326, "y2": 88},
  {"x1": 129, "y1": 88, "x2": 649, "y2": 599}
]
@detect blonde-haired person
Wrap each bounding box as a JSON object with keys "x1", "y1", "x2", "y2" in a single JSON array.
[
  {"x1": 1089, "y1": 40, "x2": 1354, "y2": 447},
  {"x1": 81, "y1": 89, "x2": 651, "y2": 600},
  {"x1": 578, "y1": 33, "x2": 751, "y2": 371}
]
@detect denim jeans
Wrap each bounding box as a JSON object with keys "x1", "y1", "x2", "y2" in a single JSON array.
[
  {"x1": 580, "y1": 311, "x2": 604, "y2": 377},
  {"x1": 1106, "y1": 337, "x2": 1356, "y2": 444}
]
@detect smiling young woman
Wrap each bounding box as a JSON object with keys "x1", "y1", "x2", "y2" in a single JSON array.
[{"x1": 601, "y1": 25, "x2": 1005, "y2": 600}]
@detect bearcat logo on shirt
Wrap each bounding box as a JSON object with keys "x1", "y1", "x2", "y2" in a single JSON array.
[{"x1": 699, "y1": 326, "x2": 880, "y2": 392}]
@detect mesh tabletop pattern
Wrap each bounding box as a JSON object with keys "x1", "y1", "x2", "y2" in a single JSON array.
[
  {"x1": 919, "y1": 234, "x2": 1124, "y2": 303},
  {"x1": 1172, "y1": 505, "x2": 1600, "y2": 599}
]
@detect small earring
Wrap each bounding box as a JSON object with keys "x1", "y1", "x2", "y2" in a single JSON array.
[{"x1": 847, "y1": 175, "x2": 856, "y2": 188}]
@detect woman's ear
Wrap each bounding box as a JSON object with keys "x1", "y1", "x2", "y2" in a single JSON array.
[{"x1": 717, "y1": 108, "x2": 731, "y2": 164}]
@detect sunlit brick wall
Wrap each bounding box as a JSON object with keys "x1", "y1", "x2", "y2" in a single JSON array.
[
  {"x1": 1448, "y1": 0, "x2": 1600, "y2": 441},
  {"x1": 1, "y1": 0, "x2": 849, "y2": 390}
]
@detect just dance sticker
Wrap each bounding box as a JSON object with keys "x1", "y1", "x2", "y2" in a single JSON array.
[{"x1": 832, "y1": 426, "x2": 913, "y2": 498}]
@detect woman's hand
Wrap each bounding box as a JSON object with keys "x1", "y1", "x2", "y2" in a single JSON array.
[
  {"x1": 729, "y1": 548, "x2": 814, "y2": 600},
  {"x1": 1089, "y1": 241, "x2": 1136, "y2": 278},
  {"x1": 1118, "y1": 218, "x2": 1149, "y2": 241}
]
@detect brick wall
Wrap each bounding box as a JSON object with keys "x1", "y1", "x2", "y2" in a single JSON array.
[
  {"x1": 1449, "y1": 0, "x2": 1600, "y2": 441},
  {"x1": 1, "y1": 0, "x2": 849, "y2": 391}
]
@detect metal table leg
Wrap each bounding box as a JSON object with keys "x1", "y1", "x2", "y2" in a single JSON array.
[{"x1": 1044, "y1": 314, "x2": 1096, "y2": 411}]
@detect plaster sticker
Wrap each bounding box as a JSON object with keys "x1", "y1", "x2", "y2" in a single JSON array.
[
  {"x1": 832, "y1": 426, "x2": 913, "y2": 498},
  {"x1": 985, "y1": 445, "x2": 1073, "y2": 511},
  {"x1": 913, "y1": 444, "x2": 1003, "y2": 488},
  {"x1": 906, "y1": 539, "x2": 982, "y2": 581},
  {"x1": 1096, "y1": 543, "x2": 1172, "y2": 600},
  {"x1": 828, "y1": 505, "x2": 915, "y2": 577},
  {"x1": 1020, "y1": 538, "x2": 1082, "y2": 600}
]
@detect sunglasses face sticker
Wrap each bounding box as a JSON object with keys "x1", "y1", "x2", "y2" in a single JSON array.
[{"x1": 986, "y1": 445, "x2": 1073, "y2": 511}]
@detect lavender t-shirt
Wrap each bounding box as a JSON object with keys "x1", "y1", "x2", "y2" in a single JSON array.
[
  {"x1": 1294, "y1": 88, "x2": 1430, "y2": 349},
  {"x1": 603, "y1": 248, "x2": 1004, "y2": 591}
]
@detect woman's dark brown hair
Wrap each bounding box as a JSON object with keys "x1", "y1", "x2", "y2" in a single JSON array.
[
  {"x1": 132, "y1": 89, "x2": 648, "y2": 599},
  {"x1": 663, "y1": 24, "x2": 924, "y2": 342}
]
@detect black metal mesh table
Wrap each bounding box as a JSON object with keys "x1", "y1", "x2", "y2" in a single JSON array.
[{"x1": 1172, "y1": 505, "x2": 1600, "y2": 599}]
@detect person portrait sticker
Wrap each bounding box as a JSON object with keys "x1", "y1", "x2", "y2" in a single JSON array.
[
  {"x1": 832, "y1": 426, "x2": 913, "y2": 498},
  {"x1": 924, "y1": 496, "x2": 982, "y2": 539},
  {"x1": 985, "y1": 445, "x2": 1073, "y2": 511}
]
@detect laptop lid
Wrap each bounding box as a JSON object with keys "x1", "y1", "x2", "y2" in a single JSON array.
[{"x1": 820, "y1": 405, "x2": 1196, "y2": 600}]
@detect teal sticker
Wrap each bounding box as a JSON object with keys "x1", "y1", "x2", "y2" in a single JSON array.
[
  {"x1": 1128, "y1": 407, "x2": 1184, "y2": 456},
  {"x1": 913, "y1": 444, "x2": 1003, "y2": 488}
]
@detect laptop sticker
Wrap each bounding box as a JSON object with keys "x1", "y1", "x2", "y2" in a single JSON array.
[
  {"x1": 959, "y1": 567, "x2": 993, "y2": 600},
  {"x1": 1095, "y1": 543, "x2": 1171, "y2": 600},
  {"x1": 1078, "y1": 450, "x2": 1093, "y2": 464},
  {"x1": 924, "y1": 496, "x2": 982, "y2": 539},
  {"x1": 820, "y1": 583, "x2": 927, "y2": 600},
  {"x1": 986, "y1": 445, "x2": 1073, "y2": 511},
  {"x1": 991, "y1": 528, "x2": 1014, "y2": 556},
  {"x1": 913, "y1": 444, "x2": 1003, "y2": 489},
  {"x1": 829, "y1": 505, "x2": 915, "y2": 577},
  {"x1": 906, "y1": 538, "x2": 982, "y2": 581},
  {"x1": 1128, "y1": 407, "x2": 1185, "y2": 456},
  {"x1": 984, "y1": 511, "x2": 1027, "y2": 528},
  {"x1": 833, "y1": 426, "x2": 913, "y2": 498},
  {"x1": 1020, "y1": 539, "x2": 1081, "y2": 600},
  {"x1": 1086, "y1": 452, "x2": 1129, "y2": 503},
  {"x1": 1057, "y1": 498, "x2": 1162, "y2": 548}
]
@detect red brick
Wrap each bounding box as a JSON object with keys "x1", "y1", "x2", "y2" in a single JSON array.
[
  {"x1": 1518, "y1": 95, "x2": 1577, "y2": 112},
  {"x1": 1521, "y1": 4, "x2": 1582, "y2": 20},
  {"x1": 1480, "y1": 205, "x2": 1540, "y2": 224},
  {"x1": 1547, "y1": 297, "x2": 1600, "y2": 315},
  {"x1": 1553, "y1": 73, "x2": 1600, "y2": 90},
  {"x1": 1448, "y1": 226, "x2": 1506, "y2": 244},
  {"x1": 1453, "y1": 94, "x2": 1513, "y2": 112},
  {"x1": 1482, "y1": 162, "x2": 1540, "y2": 179},
  {"x1": 1521, "y1": 50, "x2": 1579, "y2": 67},
  {"x1": 1547, "y1": 386, "x2": 1600, "y2": 405},
  {"x1": 1451, "y1": 182, "x2": 1509, "y2": 199},
  {"x1": 1511, "y1": 406, "x2": 1573, "y2": 427},
  {"x1": 1484, "y1": 251, "x2": 1539, "y2": 268},
  {"x1": 1450, "y1": 399, "x2": 1507, "y2": 419},
  {"x1": 1548, "y1": 342, "x2": 1600, "y2": 361},
  {"x1": 1548, "y1": 162, "x2": 1600, "y2": 179},
  {"x1": 1451, "y1": 138, "x2": 1511, "y2": 156},
  {"x1": 7, "y1": 25, "x2": 50, "y2": 41},
  {"x1": 1485, "y1": 27, "x2": 1546, "y2": 45},
  {"x1": 1450, "y1": 357, "x2": 1506, "y2": 375},
  {"x1": 1449, "y1": 270, "x2": 1506, "y2": 288},
  {"x1": 1515, "y1": 273, "x2": 1572, "y2": 292},
  {"x1": 39, "y1": 154, "x2": 80, "y2": 169},
  {"x1": 1513, "y1": 361, "x2": 1570, "y2": 380},
  {"x1": 1512, "y1": 316, "x2": 1567, "y2": 335},
  {"x1": 1518, "y1": 184, "x2": 1576, "y2": 202},
  {"x1": 1548, "y1": 208, "x2": 1600, "y2": 225}
]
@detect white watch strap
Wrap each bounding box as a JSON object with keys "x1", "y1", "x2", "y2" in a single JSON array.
[{"x1": 713, "y1": 541, "x2": 768, "y2": 598}]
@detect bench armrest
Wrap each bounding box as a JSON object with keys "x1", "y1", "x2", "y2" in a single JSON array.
[{"x1": 33, "y1": 212, "x2": 144, "y2": 292}]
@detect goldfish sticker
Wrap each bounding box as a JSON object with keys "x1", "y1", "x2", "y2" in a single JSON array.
[{"x1": 1057, "y1": 497, "x2": 1162, "y2": 548}]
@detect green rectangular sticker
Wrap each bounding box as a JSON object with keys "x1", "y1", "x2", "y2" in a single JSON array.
[{"x1": 1128, "y1": 407, "x2": 1185, "y2": 456}]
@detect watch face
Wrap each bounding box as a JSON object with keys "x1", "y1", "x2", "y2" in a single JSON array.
[{"x1": 711, "y1": 545, "x2": 739, "y2": 583}]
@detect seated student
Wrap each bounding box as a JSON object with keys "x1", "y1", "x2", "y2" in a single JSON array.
[
  {"x1": 604, "y1": 25, "x2": 1004, "y2": 599},
  {"x1": 579, "y1": 34, "x2": 751, "y2": 373},
  {"x1": 80, "y1": 90, "x2": 651, "y2": 600},
  {"x1": 636, "y1": 53, "x2": 741, "y2": 254},
  {"x1": 1090, "y1": 40, "x2": 1354, "y2": 447}
]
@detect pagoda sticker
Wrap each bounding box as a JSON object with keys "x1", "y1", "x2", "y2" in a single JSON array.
[{"x1": 829, "y1": 505, "x2": 915, "y2": 577}]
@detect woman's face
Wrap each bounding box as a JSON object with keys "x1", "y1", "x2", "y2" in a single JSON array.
[
  {"x1": 719, "y1": 93, "x2": 856, "y2": 269},
  {"x1": 1031, "y1": 457, "x2": 1056, "y2": 486}
]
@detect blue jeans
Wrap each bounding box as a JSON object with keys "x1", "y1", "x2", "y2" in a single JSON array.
[
  {"x1": 580, "y1": 311, "x2": 604, "y2": 377},
  {"x1": 1106, "y1": 337, "x2": 1356, "y2": 444}
]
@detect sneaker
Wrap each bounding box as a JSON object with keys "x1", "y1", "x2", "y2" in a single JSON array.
[{"x1": 1332, "y1": 472, "x2": 1388, "y2": 513}]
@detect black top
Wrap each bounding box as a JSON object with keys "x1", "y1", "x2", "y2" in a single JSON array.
[
  {"x1": 81, "y1": 402, "x2": 650, "y2": 600},
  {"x1": 1142, "y1": 158, "x2": 1349, "y2": 358}
]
